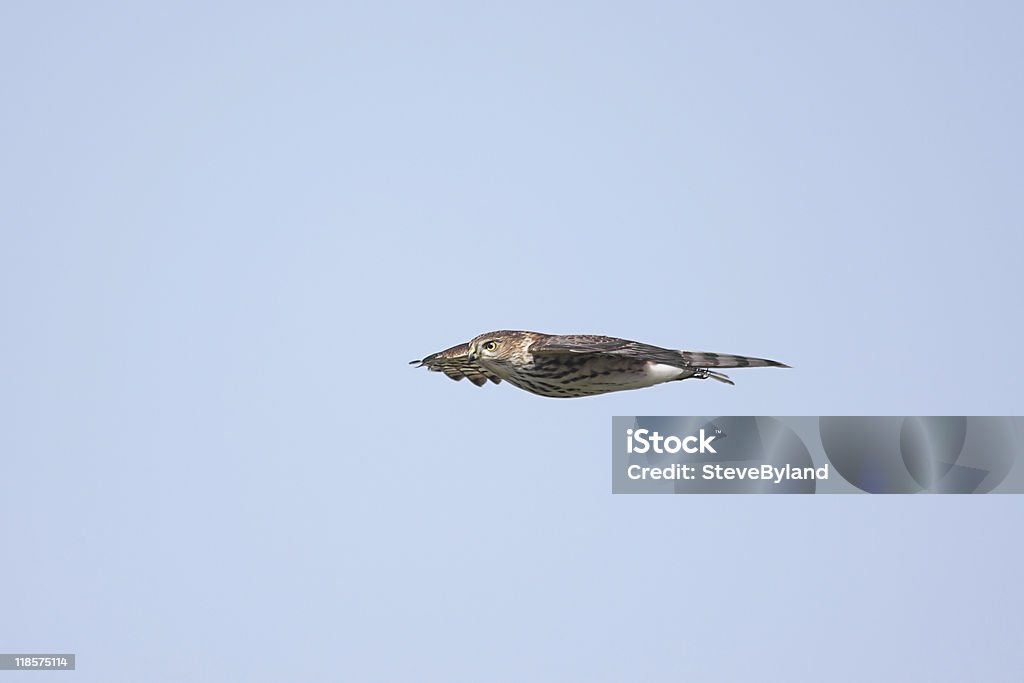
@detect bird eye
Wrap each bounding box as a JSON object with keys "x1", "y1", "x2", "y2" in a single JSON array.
[{"x1": 483, "y1": 341, "x2": 498, "y2": 352}]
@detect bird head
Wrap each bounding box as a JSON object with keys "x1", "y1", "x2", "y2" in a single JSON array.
[
  {"x1": 467, "y1": 335, "x2": 501, "y2": 362},
  {"x1": 466, "y1": 331, "x2": 526, "y2": 365}
]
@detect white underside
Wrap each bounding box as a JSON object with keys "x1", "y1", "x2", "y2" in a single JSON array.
[{"x1": 642, "y1": 362, "x2": 687, "y2": 386}]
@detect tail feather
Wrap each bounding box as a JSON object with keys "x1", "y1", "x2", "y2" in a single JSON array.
[{"x1": 680, "y1": 351, "x2": 790, "y2": 370}]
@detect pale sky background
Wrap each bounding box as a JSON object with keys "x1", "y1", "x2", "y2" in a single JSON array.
[{"x1": 2, "y1": 1, "x2": 1023, "y2": 680}]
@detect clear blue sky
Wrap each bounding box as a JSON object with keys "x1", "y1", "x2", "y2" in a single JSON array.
[{"x1": 2, "y1": 1, "x2": 1022, "y2": 680}]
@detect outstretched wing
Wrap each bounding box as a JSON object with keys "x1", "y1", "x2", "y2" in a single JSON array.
[
  {"x1": 528, "y1": 334, "x2": 789, "y2": 382},
  {"x1": 409, "y1": 342, "x2": 502, "y2": 387}
]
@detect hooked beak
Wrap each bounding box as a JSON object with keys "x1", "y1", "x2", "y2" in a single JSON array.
[{"x1": 467, "y1": 351, "x2": 478, "y2": 362}]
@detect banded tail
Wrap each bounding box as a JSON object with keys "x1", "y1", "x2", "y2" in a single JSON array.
[{"x1": 679, "y1": 351, "x2": 790, "y2": 386}]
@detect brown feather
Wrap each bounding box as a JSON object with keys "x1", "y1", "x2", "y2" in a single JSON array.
[{"x1": 409, "y1": 342, "x2": 502, "y2": 387}]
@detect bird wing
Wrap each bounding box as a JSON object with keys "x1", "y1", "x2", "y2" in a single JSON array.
[
  {"x1": 529, "y1": 335, "x2": 789, "y2": 370},
  {"x1": 409, "y1": 342, "x2": 502, "y2": 387},
  {"x1": 527, "y1": 335, "x2": 687, "y2": 364}
]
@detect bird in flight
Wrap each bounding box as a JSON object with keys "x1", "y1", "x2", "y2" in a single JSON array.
[{"x1": 410, "y1": 330, "x2": 789, "y2": 398}]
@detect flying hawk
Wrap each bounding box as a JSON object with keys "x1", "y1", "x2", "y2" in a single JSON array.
[{"x1": 411, "y1": 330, "x2": 788, "y2": 398}]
